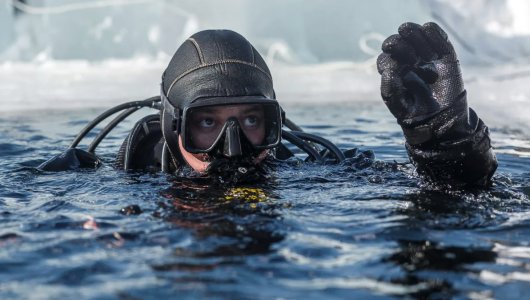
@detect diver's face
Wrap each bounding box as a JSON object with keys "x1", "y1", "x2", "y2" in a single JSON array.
[{"x1": 188, "y1": 104, "x2": 266, "y2": 150}]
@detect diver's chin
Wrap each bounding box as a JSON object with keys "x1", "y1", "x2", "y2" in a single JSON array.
[{"x1": 205, "y1": 156, "x2": 267, "y2": 184}]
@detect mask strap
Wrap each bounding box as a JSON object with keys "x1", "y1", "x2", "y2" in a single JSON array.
[{"x1": 161, "y1": 91, "x2": 184, "y2": 170}]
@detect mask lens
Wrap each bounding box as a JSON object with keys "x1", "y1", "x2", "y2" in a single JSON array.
[{"x1": 183, "y1": 102, "x2": 281, "y2": 153}]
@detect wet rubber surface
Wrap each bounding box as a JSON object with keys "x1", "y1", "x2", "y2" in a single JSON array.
[{"x1": 1, "y1": 102, "x2": 530, "y2": 299}]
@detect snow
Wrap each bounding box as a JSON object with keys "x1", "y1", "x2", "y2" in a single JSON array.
[{"x1": 1, "y1": 0, "x2": 529, "y2": 131}]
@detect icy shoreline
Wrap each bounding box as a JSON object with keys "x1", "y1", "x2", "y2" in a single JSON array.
[{"x1": 1, "y1": 59, "x2": 529, "y2": 132}]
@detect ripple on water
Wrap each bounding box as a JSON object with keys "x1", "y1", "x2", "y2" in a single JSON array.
[
  {"x1": 1, "y1": 104, "x2": 530, "y2": 299},
  {"x1": 0, "y1": 143, "x2": 32, "y2": 156}
]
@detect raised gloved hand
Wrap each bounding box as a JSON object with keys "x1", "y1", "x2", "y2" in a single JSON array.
[
  {"x1": 377, "y1": 22, "x2": 470, "y2": 145},
  {"x1": 377, "y1": 22, "x2": 497, "y2": 186}
]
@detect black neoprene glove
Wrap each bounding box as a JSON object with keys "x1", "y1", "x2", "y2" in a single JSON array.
[{"x1": 377, "y1": 22, "x2": 497, "y2": 186}]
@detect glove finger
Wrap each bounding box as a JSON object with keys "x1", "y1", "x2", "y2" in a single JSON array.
[
  {"x1": 398, "y1": 22, "x2": 437, "y2": 62},
  {"x1": 402, "y1": 71, "x2": 435, "y2": 105},
  {"x1": 422, "y1": 22, "x2": 457, "y2": 59},
  {"x1": 401, "y1": 71, "x2": 441, "y2": 122},
  {"x1": 380, "y1": 68, "x2": 402, "y2": 100},
  {"x1": 413, "y1": 62, "x2": 438, "y2": 84},
  {"x1": 376, "y1": 53, "x2": 399, "y2": 75},
  {"x1": 381, "y1": 34, "x2": 417, "y2": 65},
  {"x1": 380, "y1": 68, "x2": 410, "y2": 120}
]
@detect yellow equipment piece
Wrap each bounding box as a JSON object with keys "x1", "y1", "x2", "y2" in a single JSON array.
[{"x1": 222, "y1": 187, "x2": 268, "y2": 207}]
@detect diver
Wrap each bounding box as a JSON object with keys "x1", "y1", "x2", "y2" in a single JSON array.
[{"x1": 39, "y1": 22, "x2": 497, "y2": 187}]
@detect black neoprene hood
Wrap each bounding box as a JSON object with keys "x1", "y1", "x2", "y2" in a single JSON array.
[{"x1": 161, "y1": 29, "x2": 275, "y2": 109}]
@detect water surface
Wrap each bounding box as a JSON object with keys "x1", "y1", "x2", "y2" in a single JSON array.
[{"x1": 1, "y1": 102, "x2": 530, "y2": 299}]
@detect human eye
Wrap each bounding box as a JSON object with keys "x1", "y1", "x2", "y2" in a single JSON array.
[
  {"x1": 199, "y1": 118, "x2": 215, "y2": 128},
  {"x1": 243, "y1": 115, "x2": 260, "y2": 128}
]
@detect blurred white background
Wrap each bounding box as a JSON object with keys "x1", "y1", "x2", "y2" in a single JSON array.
[{"x1": 1, "y1": 0, "x2": 530, "y2": 130}]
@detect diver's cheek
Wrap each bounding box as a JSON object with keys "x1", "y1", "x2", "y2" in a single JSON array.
[
  {"x1": 191, "y1": 132, "x2": 214, "y2": 150},
  {"x1": 244, "y1": 128, "x2": 266, "y2": 146}
]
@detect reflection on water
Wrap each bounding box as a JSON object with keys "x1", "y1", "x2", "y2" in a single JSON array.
[
  {"x1": 385, "y1": 240, "x2": 497, "y2": 299},
  {"x1": 1, "y1": 103, "x2": 530, "y2": 299}
]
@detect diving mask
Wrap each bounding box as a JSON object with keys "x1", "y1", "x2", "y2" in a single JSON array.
[{"x1": 180, "y1": 98, "x2": 282, "y2": 157}]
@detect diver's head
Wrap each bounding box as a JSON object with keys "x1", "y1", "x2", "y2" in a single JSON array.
[{"x1": 160, "y1": 29, "x2": 282, "y2": 175}]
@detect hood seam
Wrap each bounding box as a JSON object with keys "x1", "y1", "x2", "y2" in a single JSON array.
[
  {"x1": 187, "y1": 38, "x2": 205, "y2": 64},
  {"x1": 166, "y1": 59, "x2": 273, "y2": 96}
]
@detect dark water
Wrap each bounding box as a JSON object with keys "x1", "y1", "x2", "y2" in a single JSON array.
[{"x1": 1, "y1": 102, "x2": 530, "y2": 299}]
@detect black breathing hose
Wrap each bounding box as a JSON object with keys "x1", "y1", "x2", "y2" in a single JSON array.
[
  {"x1": 69, "y1": 96, "x2": 160, "y2": 149},
  {"x1": 87, "y1": 107, "x2": 141, "y2": 153},
  {"x1": 284, "y1": 118, "x2": 304, "y2": 132},
  {"x1": 290, "y1": 131, "x2": 346, "y2": 162},
  {"x1": 281, "y1": 130, "x2": 324, "y2": 163}
]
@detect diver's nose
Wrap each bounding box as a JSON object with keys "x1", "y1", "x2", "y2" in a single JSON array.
[{"x1": 222, "y1": 118, "x2": 242, "y2": 157}]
